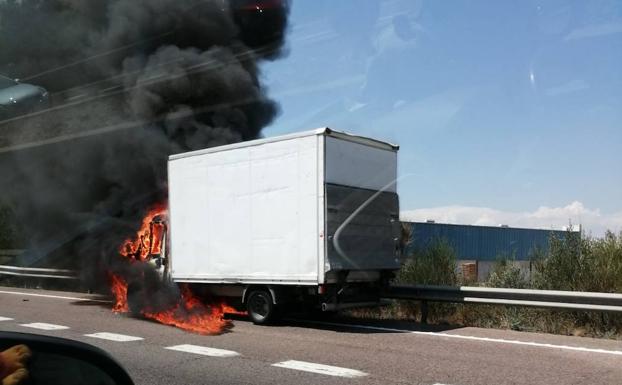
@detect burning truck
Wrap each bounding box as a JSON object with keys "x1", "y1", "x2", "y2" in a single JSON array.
[{"x1": 121, "y1": 128, "x2": 402, "y2": 324}]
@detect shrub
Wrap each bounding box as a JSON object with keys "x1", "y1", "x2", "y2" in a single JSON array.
[
  {"x1": 464, "y1": 232, "x2": 622, "y2": 337},
  {"x1": 486, "y1": 257, "x2": 529, "y2": 289},
  {"x1": 394, "y1": 239, "x2": 458, "y2": 322},
  {"x1": 532, "y1": 230, "x2": 622, "y2": 293},
  {"x1": 398, "y1": 239, "x2": 457, "y2": 286}
]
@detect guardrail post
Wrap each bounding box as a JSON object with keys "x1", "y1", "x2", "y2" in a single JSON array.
[{"x1": 420, "y1": 300, "x2": 429, "y2": 324}]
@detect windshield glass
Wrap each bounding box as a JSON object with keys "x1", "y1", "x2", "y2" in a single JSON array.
[{"x1": 0, "y1": 2, "x2": 621, "y2": 385}]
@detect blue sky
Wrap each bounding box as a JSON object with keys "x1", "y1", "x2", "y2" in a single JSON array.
[{"x1": 261, "y1": 0, "x2": 622, "y2": 235}]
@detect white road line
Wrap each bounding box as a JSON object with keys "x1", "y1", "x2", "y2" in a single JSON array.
[
  {"x1": 20, "y1": 322, "x2": 69, "y2": 330},
  {"x1": 84, "y1": 332, "x2": 143, "y2": 342},
  {"x1": 0, "y1": 290, "x2": 111, "y2": 303},
  {"x1": 291, "y1": 320, "x2": 622, "y2": 357},
  {"x1": 165, "y1": 344, "x2": 240, "y2": 357},
  {"x1": 272, "y1": 360, "x2": 368, "y2": 378},
  {"x1": 0, "y1": 316, "x2": 14, "y2": 321}
]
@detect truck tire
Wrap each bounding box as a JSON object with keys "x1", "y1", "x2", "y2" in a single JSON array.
[{"x1": 246, "y1": 289, "x2": 275, "y2": 325}]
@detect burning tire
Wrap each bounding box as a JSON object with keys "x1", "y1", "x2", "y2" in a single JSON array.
[{"x1": 246, "y1": 289, "x2": 275, "y2": 325}]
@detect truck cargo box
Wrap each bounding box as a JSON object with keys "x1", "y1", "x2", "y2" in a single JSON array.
[{"x1": 167, "y1": 128, "x2": 400, "y2": 285}]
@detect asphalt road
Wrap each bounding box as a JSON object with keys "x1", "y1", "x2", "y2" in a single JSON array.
[{"x1": 1, "y1": 286, "x2": 621, "y2": 385}]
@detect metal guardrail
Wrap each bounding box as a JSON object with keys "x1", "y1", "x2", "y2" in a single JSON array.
[
  {"x1": 384, "y1": 284, "x2": 622, "y2": 322},
  {"x1": 0, "y1": 250, "x2": 77, "y2": 280},
  {"x1": 0, "y1": 249, "x2": 78, "y2": 279},
  {"x1": 0, "y1": 264, "x2": 78, "y2": 279}
]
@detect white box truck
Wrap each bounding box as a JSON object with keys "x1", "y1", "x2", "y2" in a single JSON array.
[{"x1": 159, "y1": 128, "x2": 400, "y2": 323}]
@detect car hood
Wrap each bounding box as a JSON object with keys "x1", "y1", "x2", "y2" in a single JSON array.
[{"x1": 0, "y1": 83, "x2": 45, "y2": 105}]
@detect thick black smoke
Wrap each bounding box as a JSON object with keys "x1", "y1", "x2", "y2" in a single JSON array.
[{"x1": 0, "y1": 0, "x2": 289, "y2": 308}]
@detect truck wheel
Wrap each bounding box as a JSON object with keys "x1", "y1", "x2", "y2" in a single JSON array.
[{"x1": 246, "y1": 290, "x2": 275, "y2": 325}]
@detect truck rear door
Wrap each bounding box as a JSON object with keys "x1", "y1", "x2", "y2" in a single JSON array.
[{"x1": 323, "y1": 134, "x2": 401, "y2": 273}]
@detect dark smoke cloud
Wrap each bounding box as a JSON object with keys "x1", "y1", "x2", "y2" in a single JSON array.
[{"x1": 0, "y1": 0, "x2": 289, "y2": 304}]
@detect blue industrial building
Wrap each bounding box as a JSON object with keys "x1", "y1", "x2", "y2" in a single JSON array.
[{"x1": 402, "y1": 221, "x2": 570, "y2": 261}]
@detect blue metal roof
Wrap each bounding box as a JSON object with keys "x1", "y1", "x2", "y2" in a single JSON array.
[{"x1": 403, "y1": 222, "x2": 570, "y2": 261}]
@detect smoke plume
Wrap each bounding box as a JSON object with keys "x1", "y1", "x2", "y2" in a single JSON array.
[{"x1": 0, "y1": 0, "x2": 289, "y2": 309}]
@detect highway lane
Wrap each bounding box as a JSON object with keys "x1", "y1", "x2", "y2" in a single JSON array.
[{"x1": 1, "y1": 286, "x2": 621, "y2": 385}]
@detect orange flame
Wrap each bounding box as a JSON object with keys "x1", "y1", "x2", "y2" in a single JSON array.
[
  {"x1": 219, "y1": 303, "x2": 247, "y2": 316},
  {"x1": 109, "y1": 273, "x2": 129, "y2": 313},
  {"x1": 110, "y1": 203, "x2": 245, "y2": 334},
  {"x1": 119, "y1": 203, "x2": 167, "y2": 261},
  {"x1": 142, "y1": 285, "x2": 232, "y2": 335}
]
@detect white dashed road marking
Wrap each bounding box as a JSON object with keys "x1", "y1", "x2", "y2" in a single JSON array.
[
  {"x1": 272, "y1": 360, "x2": 368, "y2": 378},
  {"x1": 0, "y1": 316, "x2": 13, "y2": 321},
  {"x1": 85, "y1": 332, "x2": 144, "y2": 342},
  {"x1": 20, "y1": 322, "x2": 69, "y2": 330},
  {"x1": 165, "y1": 344, "x2": 240, "y2": 357}
]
